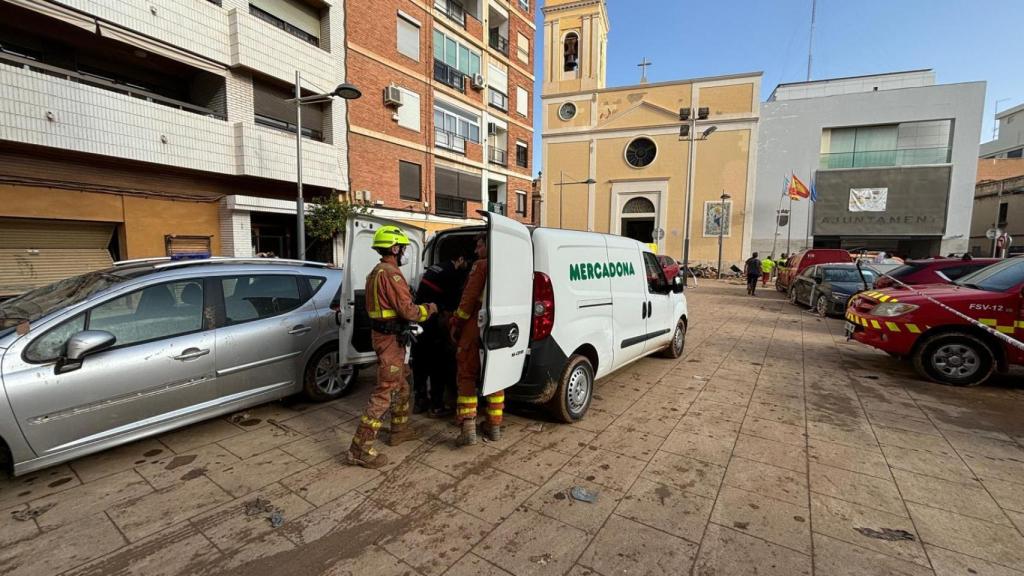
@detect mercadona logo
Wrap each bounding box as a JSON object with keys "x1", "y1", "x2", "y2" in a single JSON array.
[{"x1": 569, "y1": 261, "x2": 637, "y2": 281}]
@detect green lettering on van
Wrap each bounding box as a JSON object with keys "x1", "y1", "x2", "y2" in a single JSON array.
[{"x1": 569, "y1": 261, "x2": 637, "y2": 282}]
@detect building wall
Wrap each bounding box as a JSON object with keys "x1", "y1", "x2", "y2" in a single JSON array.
[
  {"x1": 980, "y1": 103, "x2": 1024, "y2": 159},
  {"x1": 753, "y1": 80, "x2": 986, "y2": 256},
  {"x1": 346, "y1": 0, "x2": 536, "y2": 230}
]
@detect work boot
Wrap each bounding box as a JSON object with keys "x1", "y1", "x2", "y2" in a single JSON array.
[
  {"x1": 482, "y1": 422, "x2": 501, "y2": 443},
  {"x1": 456, "y1": 419, "x2": 478, "y2": 446},
  {"x1": 347, "y1": 446, "x2": 389, "y2": 469},
  {"x1": 387, "y1": 424, "x2": 421, "y2": 446}
]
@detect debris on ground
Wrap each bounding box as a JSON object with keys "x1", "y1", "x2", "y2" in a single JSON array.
[
  {"x1": 693, "y1": 375, "x2": 709, "y2": 381},
  {"x1": 269, "y1": 510, "x2": 284, "y2": 528},
  {"x1": 525, "y1": 423, "x2": 545, "y2": 433},
  {"x1": 570, "y1": 486, "x2": 598, "y2": 503},
  {"x1": 11, "y1": 503, "x2": 54, "y2": 521},
  {"x1": 244, "y1": 497, "x2": 274, "y2": 516},
  {"x1": 855, "y1": 527, "x2": 915, "y2": 541}
]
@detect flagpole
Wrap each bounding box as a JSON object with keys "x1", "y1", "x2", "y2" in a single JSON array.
[
  {"x1": 770, "y1": 177, "x2": 787, "y2": 257},
  {"x1": 786, "y1": 196, "x2": 793, "y2": 255},
  {"x1": 805, "y1": 167, "x2": 814, "y2": 249}
]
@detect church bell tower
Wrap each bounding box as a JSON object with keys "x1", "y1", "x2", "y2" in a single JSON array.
[{"x1": 542, "y1": 0, "x2": 609, "y2": 96}]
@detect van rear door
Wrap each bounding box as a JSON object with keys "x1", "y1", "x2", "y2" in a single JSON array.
[
  {"x1": 481, "y1": 213, "x2": 533, "y2": 395},
  {"x1": 339, "y1": 215, "x2": 425, "y2": 366}
]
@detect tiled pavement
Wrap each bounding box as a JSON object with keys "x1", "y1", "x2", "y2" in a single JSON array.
[{"x1": 2, "y1": 280, "x2": 1024, "y2": 575}]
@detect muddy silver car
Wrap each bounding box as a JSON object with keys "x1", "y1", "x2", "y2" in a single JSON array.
[{"x1": 0, "y1": 258, "x2": 356, "y2": 475}]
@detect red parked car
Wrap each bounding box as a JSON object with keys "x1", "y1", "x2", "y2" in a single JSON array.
[
  {"x1": 873, "y1": 258, "x2": 1000, "y2": 289},
  {"x1": 657, "y1": 255, "x2": 681, "y2": 280},
  {"x1": 776, "y1": 249, "x2": 852, "y2": 293}
]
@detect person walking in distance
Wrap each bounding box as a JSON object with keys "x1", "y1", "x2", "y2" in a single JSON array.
[
  {"x1": 412, "y1": 251, "x2": 470, "y2": 417},
  {"x1": 745, "y1": 252, "x2": 762, "y2": 296},
  {"x1": 450, "y1": 234, "x2": 503, "y2": 445},
  {"x1": 760, "y1": 254, "x2": 776, "y2": 288},
  {"x1": 348, "y1": 226, "x2": 437, "y2": 468}
]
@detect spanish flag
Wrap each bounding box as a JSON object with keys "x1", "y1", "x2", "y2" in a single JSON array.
[{"x1": 788, "y1": 173, "x2": 811, "y2": 200}]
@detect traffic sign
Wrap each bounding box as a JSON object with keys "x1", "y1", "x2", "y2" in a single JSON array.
[{"x1": 986, "y1": 228, "x2": 1002, "y2": 240}]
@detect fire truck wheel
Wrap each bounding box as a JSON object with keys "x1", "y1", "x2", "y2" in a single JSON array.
[{"x1": 913, "y1": 332, "x2": 995, "y2": 387}]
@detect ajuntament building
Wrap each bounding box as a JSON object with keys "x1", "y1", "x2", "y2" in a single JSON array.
[
  {"x1": 752, "y1": 70, "x2": 986, "y2": 259},
  {"x1": 540, "y1": 0, "x2": 761, "y2": 264}
]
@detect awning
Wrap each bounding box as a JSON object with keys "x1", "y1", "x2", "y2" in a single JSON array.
[
  {"x1": 4, "y1": 0, "x2": 96, "y2": 31},
  {"x1": 0, "y1": 219, "x2": 115, "y2": 297},
  {"x1": 97, "y1": 22, "x2": 226, "y2": 76}
]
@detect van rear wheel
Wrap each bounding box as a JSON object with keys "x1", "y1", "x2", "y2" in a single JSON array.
[
  {"x1": 913, "y1": 332, "x2": 995, "y2": 387},
  {"x1": 659, "y1": 319, "x2": 687, "y2": 359},
  {"x1": 548, "y1": 355, "x2": 593, "y2": 423}
]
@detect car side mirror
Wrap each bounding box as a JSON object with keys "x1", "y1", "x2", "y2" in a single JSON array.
[
  {"x1": 56, "y1": 330, "x2": 116, "y2": 375},
  {"x1": 814, "y1": 277, "x2": 823, "y2": 284}
]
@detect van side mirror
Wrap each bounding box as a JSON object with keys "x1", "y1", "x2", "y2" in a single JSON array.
[
  {"x1": 814, "y1": 277, "x2": 823, "y2": 285},
  {"x1": 56, "y1": 330, "x2": 116, "y2": 375},
  {"x1": 671, "y1": 276, "x2": 685, "y2": 294}
]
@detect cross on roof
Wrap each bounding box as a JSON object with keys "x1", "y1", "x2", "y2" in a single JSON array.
[{"x1": 637, "y1": 57, "x2": 652, "y2": 83}]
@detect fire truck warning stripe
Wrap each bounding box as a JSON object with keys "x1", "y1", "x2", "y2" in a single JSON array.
[
  {"x1": 885, "y1": 322, "x2": 900, "y2": 332},
  {"x1": 847, "y1": 311, "x2": 922, "y2": 334},
  {"x1": 979, "y1": 318, "x2": 1018, "y2": 334}
]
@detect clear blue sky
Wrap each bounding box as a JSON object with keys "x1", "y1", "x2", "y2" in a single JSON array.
[{"x1": 532, "y1": 0, "x2": 1024, "y2": 176}]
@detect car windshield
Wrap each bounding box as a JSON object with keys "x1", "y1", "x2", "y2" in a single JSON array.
[
  {"x1": 954, "y1": 258, "x2": 1024, "y2": 292},
  {"x1": 824, "y1": 268, "x2": 876, "y2": 284},
  {"x1": 0, "y1": 267, "x2": 145, "y2": 337}
]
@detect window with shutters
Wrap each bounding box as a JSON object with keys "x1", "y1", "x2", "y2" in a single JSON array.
[
  {"x1": 396, "y1": 88, "x2": 420, "y2": 132},
  {"x1": 516, "y1": 191, "x2": 527, "y2": 215},
  {"x1": 516, "y1": 141, "x2": 529, "y2": 168},
  {"x1": 516, "y1": 32, "x2": 530, "y2": 64},
  {"x1": 253, "y1": 78, "x2": 324, "y2": 141},
  {"x1": 515, "y1": 86, "x2": 529, "y2": 117},
  {"x1": 397, "y1": 14, "x2": 420, "y2": 61},
  {"x1": 399, "y1": 161, "x2": 422, "y2": 201}
]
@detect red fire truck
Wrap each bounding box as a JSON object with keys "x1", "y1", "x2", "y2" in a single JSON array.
[{"x1": 846, "y1": 256, "x2": 1024, "y2": 386}]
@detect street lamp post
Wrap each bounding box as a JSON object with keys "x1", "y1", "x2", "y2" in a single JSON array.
[
  {"x1": 716, "y1": 191, "x2": 731, "y2": 279},
  {"x1": 291, "y1": 71, "x2": 362, "y2": 260},
  {"x1": 678, "y1": 108, "x2": 717, "y2": 283},
  {"x1": 557, "y1": 171, "x2": 597, "y2": 229}
]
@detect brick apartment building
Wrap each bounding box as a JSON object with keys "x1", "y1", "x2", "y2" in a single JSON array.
[
  {"x1": 0, "y1": 0, "x2": 353, "y2": 296},
  {"x1": 346, "y1": 0, "x2": 536, "y2": 233}
]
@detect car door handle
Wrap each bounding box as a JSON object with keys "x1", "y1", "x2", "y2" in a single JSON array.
[
  {"x1": 647, "y1": 301, "x2": 652, "y2": 317},
  {"x1": 173, "y1": 348, "x2": 210, "y2": 361},
  {"x1": 642, "y1": 302, "x2": 648, "y2": 319},
  {"x1": 289, "y1": 325, "x2": 313, "y2": 335}
]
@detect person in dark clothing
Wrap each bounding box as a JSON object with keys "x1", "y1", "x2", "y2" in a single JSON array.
[
  {"x1": 744, "y1": 252, "x2": 762, "y2": 296},
  {"x1": 412, "y1": 252, "x2": 470, "y2": 417}
]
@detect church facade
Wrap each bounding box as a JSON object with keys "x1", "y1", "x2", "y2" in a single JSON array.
[{"x1": 540, "y1": 0, "x2": 760, "y2": 265}]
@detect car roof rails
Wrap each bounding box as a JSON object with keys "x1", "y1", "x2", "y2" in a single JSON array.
[{"x1": 113, "y1": 257, "x2": 335, "y2": 271}]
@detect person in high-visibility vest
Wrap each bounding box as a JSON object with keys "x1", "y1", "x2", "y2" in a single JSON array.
[
  {"x1": 760, "y1": 255, "x2": 776, "y2": 287},
  {"x1": 348, "y1": 226, "x2": 437, "y2": 468},
  {"x1": 449, "y1": 233, "x2": 504, "y2": 446}
]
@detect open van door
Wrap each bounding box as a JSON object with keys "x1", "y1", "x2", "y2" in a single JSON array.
[
  {"x1": 481, "y1": 213, "x2": 533, "y2": 395},
  {"x1": 339, "y1": 215, "x2": 425, "y2": 366}
]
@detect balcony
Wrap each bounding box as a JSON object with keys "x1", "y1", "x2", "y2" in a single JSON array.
[
  {"x1": 435, "y1": 0, "x2": 466, "y2": 28},
  {"x1": 488, "y1": 89, "x2": 508, "y2": 112},
  {"x1": 435, "y1": 128, "x2": 467, "y2": 154},
  {"x1": 237, "y1": 124, "x2": 341, "y2": 188},
  {"x1": 254, "y1": 114, "x2": 323, "y2": 142},
  {"x1": 489, "y1": 30, "x2": 509, "y2": 56},
  {"x1": 436, "y1": 195, "x2": 467, "y2": 218},
  {"x1": 819, "y1": 147, "x2": 952, "y2": 170},
  {"x1": 231, "y1": 8, "x2": 336, "y2": 89},
  {"x1": 488, "y1": 147, "x2": 507, "y2": 167},
  {"x1": 433, "y1": 59, "x2": 465, "y2": 91},
  {"x1": 488, "y1": 202, "x2": 507, "y2": 215},
  {"x1": 249, "y1": 4, "x2": 319, "y2": 47}
]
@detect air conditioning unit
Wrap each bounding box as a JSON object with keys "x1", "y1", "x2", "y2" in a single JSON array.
[
  {"x1": 471, "y1": 74, "x2": 486, "y2": 90},
  {"x1": 355, "y1": 190, "x2": 372, "y2": 203},
  {"x1": 487, "y1": 123, "x2": 498, "y2": 135},
  {"x1": 383, "y1": 85, "x2": 403, "y2": 107}
]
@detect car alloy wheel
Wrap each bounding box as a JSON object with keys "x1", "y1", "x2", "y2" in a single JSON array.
[
  {"x1": 816, "y1": 295, "x2": 829, "y2": 317},
  {"x1": 314, "y1": 351, "x2": 354, "y2": 396}
]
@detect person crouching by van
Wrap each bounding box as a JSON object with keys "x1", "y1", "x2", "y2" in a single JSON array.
[
  {"x1": 745, "y1": 252, "x2": 762, "y2": 296},
  {"x1": 412, "y1": 251, "x2": 470, "y2": 417},
  {"x1": 348, "y1": 226, "x2": 437, "y2": 469},
  {"x1": 449, "y1": 233, "x2": 503, "y2": 445}
]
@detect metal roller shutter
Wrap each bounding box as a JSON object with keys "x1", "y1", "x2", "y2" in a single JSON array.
[{"x1": 0, "y1": 219, "x2": 115, "y2": 297}]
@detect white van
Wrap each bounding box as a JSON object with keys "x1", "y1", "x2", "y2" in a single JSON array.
[{"x1": 338, "y1": 212, "x2": 688, "y2": 422}]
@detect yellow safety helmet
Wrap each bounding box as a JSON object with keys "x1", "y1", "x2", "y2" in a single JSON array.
[{"x1": 372, "y1": 225, "x2": 411, "y2": 249}]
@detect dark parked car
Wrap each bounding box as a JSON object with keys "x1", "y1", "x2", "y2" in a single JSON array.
[
  {"x1": 776, "y1": 249, "x2": 852, "y2": 293},
  {"x1": 790, "y1": 263, "x2": 878, "y2": 317},
  {"x1": 872, "y1": 258, "x2": 1000, "y2": 289}
]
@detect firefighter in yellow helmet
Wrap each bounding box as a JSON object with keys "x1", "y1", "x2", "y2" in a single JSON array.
[{"x1": 348, "y1": 226, "x2": 437, "y2": 468}]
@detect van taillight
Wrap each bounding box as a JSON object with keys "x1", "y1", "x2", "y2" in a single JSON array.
[{"x1": 531, "y1": 272, "x2": 555, "y2": 341}]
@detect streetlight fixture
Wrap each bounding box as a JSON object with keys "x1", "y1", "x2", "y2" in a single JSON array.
[
  {"x1": 678, "y1": 107, "x2": 717, "y2": 283},
  {"x1": 289, "y1": 72, "x2": 362, "y2": 260},
  {"x1": 716, "y1": 191, "x2": 731, "y2": 279},
  {"x1": 557, "y1": 171, "x2": 597, "y2": 229}
]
